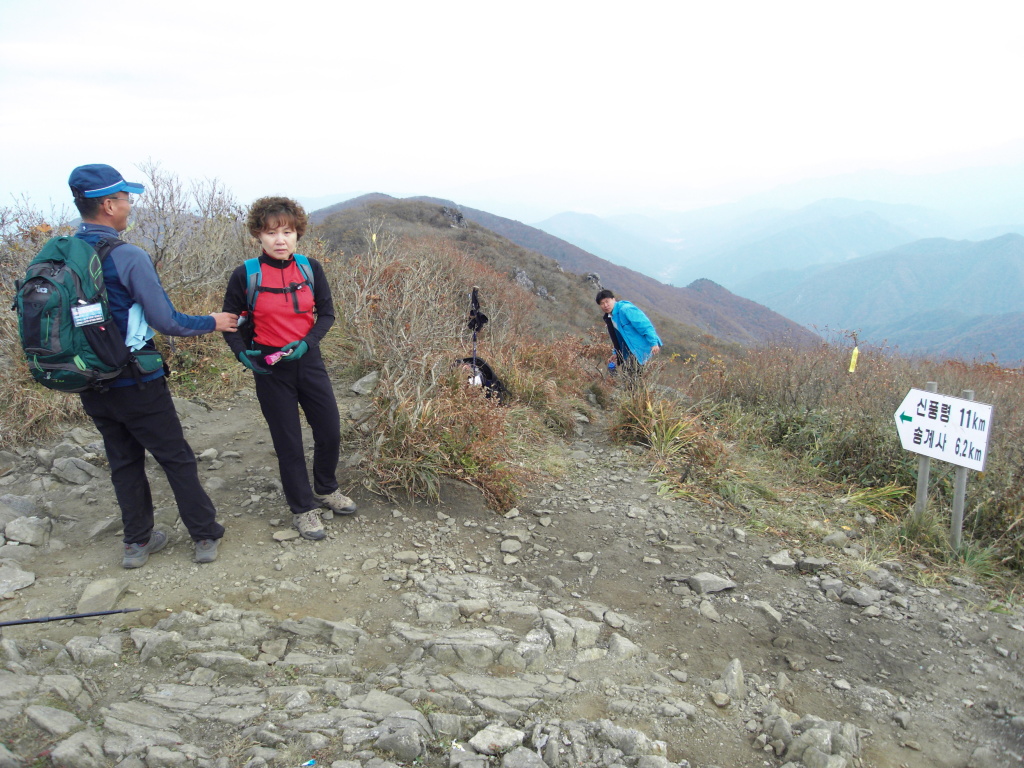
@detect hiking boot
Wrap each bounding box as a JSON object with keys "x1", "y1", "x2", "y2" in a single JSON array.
[
  {"x1": 123, "y1": 530, "x2": 168, "y2": 569},
  {"x1": 294, "y1": 510, "x2": 327, "y2": 540},
  {"x1": 194, "y1": 538, "x2": 220, "y2": 564},
  {"x1": 315, "y1": 489, "x2": 357, "y2": 515}
]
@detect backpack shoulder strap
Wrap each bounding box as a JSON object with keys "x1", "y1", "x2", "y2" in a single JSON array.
[
  {"x1": 244, "y1": 257, "x2": 262, "y2": 311},
  {"x1": 294, "y1": 254, "x2": 314, "y2": 290},
  {"x1": 93, "y1": 236, "x2": 125, "y2": 261}
]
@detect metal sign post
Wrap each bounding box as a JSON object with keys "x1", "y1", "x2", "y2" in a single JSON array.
[
  {"x1": 949, "y1": 390, "x2": 974, "y2": 552},
  {"x1": 893, "y1": 386, "x2": 994, "y2": 551}
]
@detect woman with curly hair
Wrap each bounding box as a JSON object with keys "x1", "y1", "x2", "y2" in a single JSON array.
[{"x1": 221, "y1": 196, "x2": 356, "y2": 540}]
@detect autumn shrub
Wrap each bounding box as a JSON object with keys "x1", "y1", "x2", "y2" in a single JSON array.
[
  {"x1": 0, "y1": 201, "x2": 86, "y2": 446},
  {"x1": 608, "y1": 360, "x2": 728, "y2": 499},
  {"x1": 684, "y1": 335, "x2": 1024, "y2": 572},
  {"x1": 326, "y1": 218, "x2": 597, "y2": 508}
]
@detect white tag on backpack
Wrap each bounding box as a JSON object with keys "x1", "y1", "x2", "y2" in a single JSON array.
[{"x1": 71, "y1": 302, "x2": 104, "y2": 327}]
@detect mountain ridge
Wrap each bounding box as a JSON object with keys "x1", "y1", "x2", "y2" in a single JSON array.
[
  {"x1": 748, "y1": 233, "x2": 1024, "y2": 363},
  {"x1": 415, "y1": 197, "x2": 816, "y2": 347},
  {"x1": 309, "y1": 194, "x2": 817, "y2": 350}
]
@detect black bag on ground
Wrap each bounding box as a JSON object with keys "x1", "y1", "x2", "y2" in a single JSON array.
[{"x1": 456, "y1": 356, "x2": 507, "y2": 401}]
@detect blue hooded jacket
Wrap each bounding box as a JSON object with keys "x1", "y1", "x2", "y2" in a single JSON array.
[{"x1": 611, "y1": 300, "x2": 662, "y2": 364}]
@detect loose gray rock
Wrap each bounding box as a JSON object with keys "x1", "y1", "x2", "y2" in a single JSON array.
[
  {"x1": 797, "y1": 556, "x2": 830, "y2": 573},
  {"x1": 0, "y1": 494, "x2": 36, "y2": 515},
  {"x1": 51, "y1": 457, "x2": 103, "y2": 485},
  {"x1": 351, "y1": 371, "x2": 380, "y2": 395},
  {"x1": 688, "y1": 572, "x2": 737, "y2": 594},
  {"x1": 699, "y1": 599, "x2": 721, "y2": 622},
  {"x1": 66, "y1": 427, "x2": 97, "y2": 445},
  {"x1": 752, "y1": 600, "x2": 783, "y2": 624},
  {"x1": 49, "y1": 729, "x2": 106, "y2": 768},
  {"x1": 0, "y1": 502, "x2": 21, "y2": 530},
  {"x1": 5, "y1": 515, "x2": 51, "y2": 547},
  {"x1": 842, "y1": 587, "x2": 883, "y2": 607},
  {"x1": 0, "y1": 451, "x2": 19, "y2": 474},
  {"x1": 967, "y1": 746, "x2": 1002, "y2": 768},
  {"x1": 75, "y1": 578, "x2": 128, "y2": 616},
  {"x1": 0, "y1": 743, "x2": 21, "y2": 768},
  {"x1": 468, "y1": 723, "x2": 525, "y2": 755},
  {"x1": 172, "y1": 397, "x2": 208, "y2": 421},
  {"x1": 53, "y1": 441, "x2": 86, "y2": 459},
  {"x1": 0, "y1": 564, "x2": 35, "y2": 594},
  {"x1": 26, "y1": 704, "x2": 84, "y2": 736},
  {"x1": 822, "y1": 531, "x2": 849, "y2": 549},
  {"x1": 721, "y1": 658, "x2": 746, "y2": 700},
  {"x1": 768, "y1": 551, "x2": 797, "y2": 570},
  {"x1": 373, "y1": 711, "x2": 433, "y2": 760},
  {"x1": 608, "y1": 633, "x2": 641, "y2": 658}
]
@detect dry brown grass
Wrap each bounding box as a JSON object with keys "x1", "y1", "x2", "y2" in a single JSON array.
[
  {"x1": 1, "y1": 201, "x2": 85, "y2": 446},
  {"x1": 681, "y1": 334, "x2": 1024, "y2": 573},
  {"x1": 326, "y1": 217, "x2": 597, "y2": 508}
]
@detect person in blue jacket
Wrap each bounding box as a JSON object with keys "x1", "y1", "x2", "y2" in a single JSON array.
[
  {"x1": 69, "y1": 164, "x2": 238, "y2": 568},
  {"x1": 596, "y1": 289, "x2": 662, "y2": 373}
]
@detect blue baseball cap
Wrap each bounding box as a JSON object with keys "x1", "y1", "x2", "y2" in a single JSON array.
[{"x1": 68, "y1": 164, "x2": 145, "y2": 199}]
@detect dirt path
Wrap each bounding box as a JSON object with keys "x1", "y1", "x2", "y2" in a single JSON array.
[{"x1": 1, "y1": 381, "x2": 1022, "y2": 767}]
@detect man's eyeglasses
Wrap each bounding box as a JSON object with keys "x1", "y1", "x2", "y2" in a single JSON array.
[{"x1": 108, "y1": 194, "x2": 134, "y2": 205}]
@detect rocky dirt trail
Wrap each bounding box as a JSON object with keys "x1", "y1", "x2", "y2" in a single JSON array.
[{"x1": 0, "y1": 377, "x2": 1022, "y2": 768}]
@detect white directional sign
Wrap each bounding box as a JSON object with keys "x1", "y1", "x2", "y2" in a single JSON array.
[{"x1": 893, "y1": 389, "x2": 993, "y2": 471}]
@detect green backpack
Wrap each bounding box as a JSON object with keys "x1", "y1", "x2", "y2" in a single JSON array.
[{"x1": 12, "y1": 235, "x2": 132, "y2": 392}]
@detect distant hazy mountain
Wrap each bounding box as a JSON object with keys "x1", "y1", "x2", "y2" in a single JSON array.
[
  {"x1": 733, "y1": 162, "x2": 1024, "y2": 233},
  {"x1": 534, "y1": 198, "x2": 946, "y2": 292},
  {"x1": 903, "y1": 311, "x2": 1024, "y2": 364},
  {"x1": 683, "y1": 210, "x2": 916, "y2": 290},
  {"x1": 748, "y1": 233, "x2": 1024, "y2": 364},
  {"x1": 532, "y1": 212, "x2": 681, "y2": 281}
]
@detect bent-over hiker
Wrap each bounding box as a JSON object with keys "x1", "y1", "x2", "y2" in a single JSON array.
[{"x1": 596, "y1": 289, "x2": 662, "y2": 375}]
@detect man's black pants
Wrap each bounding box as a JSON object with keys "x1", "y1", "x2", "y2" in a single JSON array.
[{"x1": 80, "y1": 377, "x2": 224, "y2": 545}]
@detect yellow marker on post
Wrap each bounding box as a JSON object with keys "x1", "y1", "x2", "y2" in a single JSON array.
[{"x1": 848, "y1": 346, "x2": 859, "y2": 373}]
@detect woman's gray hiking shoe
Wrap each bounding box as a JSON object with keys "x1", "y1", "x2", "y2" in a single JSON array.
[
  {"x1": 194, "y1": 538, "x2": 220, "y2": 563},
  {"x1": 294, "y1": 510, "x2": 327, "y2": 540},
  {"x1": 122, "y1": 530, "x2": 168, "y2": 569},
  {"x1": 315, "y1": 490, "x2": 357, "y2": 515}
]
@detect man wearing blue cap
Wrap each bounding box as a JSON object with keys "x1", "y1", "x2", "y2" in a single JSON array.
[{"x1": 69, "y1": 163, "x2": 238, "y2": 568}]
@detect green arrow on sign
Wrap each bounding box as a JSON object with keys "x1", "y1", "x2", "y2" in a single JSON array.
[{"x1": 899, "y1": 412, "x2": 912, "y2": 423}]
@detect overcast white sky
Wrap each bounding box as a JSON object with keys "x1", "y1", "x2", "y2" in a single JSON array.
[{"x1": 3, "y1": 0, "x2": 1024, "y2": 222}]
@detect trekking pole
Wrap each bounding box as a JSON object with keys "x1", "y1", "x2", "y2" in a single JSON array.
[
  {"x1": 467, "y1": 286, "x2": 488, "y2": 370},
  {"x1": 0, "y1": 608, "x2": 140, "y2": 629}
]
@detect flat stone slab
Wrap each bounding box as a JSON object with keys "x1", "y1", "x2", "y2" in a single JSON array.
[
  {"x1": 687, "y1": 572, "x2": 737, "y2": 594},
  {"x1": 76, "y1": 578, "x2": 127, "y2": 616},
  {"x1": 0, "y1": 564, "x2": 35, "y2": 594}
]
